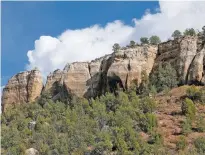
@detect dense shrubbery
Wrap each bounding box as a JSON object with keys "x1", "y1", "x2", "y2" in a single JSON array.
[
  {"x1": 150, "y1": 63, "x2": 178, "y2": 92},
  {"x1": 181, "y1": 98, "x2": 196, "y2": 120},
  {"x1": 140, "y1": 37, "x2": 149, "y2": 44},
  {"x1": 195, "y1": 115, "x2": 205, "y2": 132},
  {"x1": 181, "y1": 119, "x2": 192, "y2": 135},
  {"x1": 176, "y1": 136, "x2": 187, "y2": 150},
  {"x1": 194, "y1": 137, "x2": 205, "y2": 154},
  {"x1": 172, "y1": 30, "x2": 182, "y2": 39},
  {"x1": 149, "y1": 35, "x2": 161, "y2": 45},
  {"x1": 1, "y1": 91, "x2": 163, "y2": 155},
  {"x1": 184, "y1": 28, "x2": 196, "y2": 36},
  {"x1": 186, "y1": 86, "x2": 205, "y2": 104}
]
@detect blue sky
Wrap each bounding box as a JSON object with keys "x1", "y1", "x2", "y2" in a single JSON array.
[
  {"x1": 2, "y1": 1, "x2": 159, "y2": 86},
  {"x1": 2, "y1": 1, "x2": 205, "y2": 87}
]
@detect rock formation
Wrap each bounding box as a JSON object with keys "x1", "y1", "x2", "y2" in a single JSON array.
[
  {"x1": 42, "y1": 44, "x2": 157, "y2": 99},
  {"x1": 43, "y1": 69, "x2": 63, "y2": 96},
  {"x1": 2, "y1": 69, "x2": 43, "y2": 111},
  {"x1": 2, "y1": 35, "x2": 205, "y2": 108},
  {"x1": 25, "y1": 148, "x2": 39, "y2": 155},
  {"x1": 156, "y1": 35, "x2": 205, "y2": 85},
  {"x1": 107, "y1": 45, "x2": 157, "y2": 91}
]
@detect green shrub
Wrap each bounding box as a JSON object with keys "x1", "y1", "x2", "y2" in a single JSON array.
[
  {"x1": 176, "y1": 136, "x2": 187, "y2": 150},
  {"x1": 140, "y1": 97, "x2": 157, "y2": 113},
  {"x1": 196, "y1": 115, "x2": 205, "y2": 132},
  {"x1": 184, "y1": 28, "x2": 196, "y2": 36},
  {"x1": 181, "y1": 119, "x2": 192, "y2": 135},
  {"x1": 150, "y1": 63, "x2": 178, "y2": 92},
  {"x1": 113, "y1": 43, "x2": 121, "y2": 52},
  {"x1": 140, "y1": 37, "x2": 149, "y2": 44},
  {"x1": 129, "y1": 40, "x2": 136, "y2": 47},
  {"x1": 172, "y1": 30, "x2": 182, "y2": 39},
  {"x1": 186, "y1": 86, "x2": 205, "y2": 104},
  {"x1": 194, "y1": 137, "x2": 205, "y2": 153},
  {"x1": 198, "y1": 87, "x2": 205, "y2": 104},
  {"x1": 148, "y1": 131, "x2": 163, "y2": 145},
  {"x1": 181, "y1": 98, "x2": 196, "y2": 120},
  {"x1": 145, "y1": 113, "x2": 158, "y2": 133},
  {"x1": 149, "y1": 35, "x2": 161, "y2": 45},
  {"x1": 139, "y1": 113, "x2": 158, "y2": 133},
  {"x1": 186, "y1": 86, "x2": 201, "y2": 100}
]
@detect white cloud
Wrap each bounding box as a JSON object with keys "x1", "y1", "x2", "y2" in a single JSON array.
[
  {"x1": 132, "y1": 1, "x2": 205, "y2": 41},
  {"x1": 26, "y1": 1, "x2": 205, "y2": 78},
  {"x1": 27, "y1": 20, "x2": 134, "y2": 76}
]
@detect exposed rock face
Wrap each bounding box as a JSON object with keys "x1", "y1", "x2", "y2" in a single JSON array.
[
  {"x1": 156, "y1": 36, "x2": 205, "y2": 85},
  {"x1": 44, "y1": 69, "x2": 63, "y2": 96},
  {"x1": 25, "y1": 148, "x2": 39, "y2": 155},
  {"x1": 63, "y1": 62, "x2": 91, "y2": 98},
  {"x1": 188, "y1": 35, "x2": 205, "y2": 84},
  {"x1": 42, "y1": 45, "x2": 157, "y2": 98},
  {"x1": 2, "y1": 35, "x2": 205, "y2": 107},
  {"x1": 107, "y1": 45, "x2": 157, "y2": 91},
  {"x1": 2, "y1": 69, "x2": 43, "y2": 111}
]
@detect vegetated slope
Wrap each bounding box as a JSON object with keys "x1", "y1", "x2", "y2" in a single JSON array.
[
  {"x1": 1, "y1": 86, "x2": 205, "y2": 155},
  {"x1": 156, "y1": 86, "x2": 205, "y2": 151}
]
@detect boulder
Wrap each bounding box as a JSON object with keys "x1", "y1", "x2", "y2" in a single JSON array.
[{"x1": 25, "y1": 148, "x2": 39, "y2": 155}]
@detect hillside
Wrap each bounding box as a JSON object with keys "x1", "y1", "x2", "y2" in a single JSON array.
[
  {"x1": 1, "y1": 86, "x2": 205, "y2": 155},
  {"x1": 1, "y1": 30, "x2": 205, "y2": 155},
  {"x1": 155, "y1": 86, "x2": 205, "y2": 151}
]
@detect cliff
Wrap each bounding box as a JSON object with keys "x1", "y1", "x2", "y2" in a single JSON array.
[
  {"x1": 42, "y1": 44, "x2": 157, "y2": 99},
  {"x1": 156, "y1": 35, "x2": 205, "y2": 85},
  {"x1": 2, "y1": 35, "x2": 205, "y2": 109},
  {"x1": 2, "y1": 69, "x2": 43, "y2": 111}
]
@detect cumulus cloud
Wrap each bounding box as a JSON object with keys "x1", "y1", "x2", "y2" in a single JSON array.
[
  {"x1": 132, "y1": 1, "x2": 205, "y2": 41},
  {"x1": 27, "y1": 1, "x2": 205, "y2": 78},
  {"x1": 27, "y1": 20, "x2": 134, "y2": 76}
]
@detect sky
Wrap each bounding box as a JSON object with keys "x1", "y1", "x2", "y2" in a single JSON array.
[{"x1": 1, "y1": 1, "x2": 205, "y2": 88}]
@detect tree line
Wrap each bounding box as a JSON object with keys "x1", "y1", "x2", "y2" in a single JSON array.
[{"x1": 113, "y1": 26, "x2": 205, "y2": 52}]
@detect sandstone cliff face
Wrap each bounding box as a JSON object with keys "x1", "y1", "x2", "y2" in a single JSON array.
[
  {"x1": 44, "y1": 69, "x2": 63, "y2": 96},
  {"x1": 156, "y1": 36, "x2": 205, "y2": 85},
  {"x1": 2, "y1": 35, "x2": 205, "y2": 108},
  {"x1": 43, "y1": 55, "x2": 111, "y2": 98},
  {"x1": 188, "y1": 35, "x2": 205, "y2": 84},
  {"x1": 42, "y1": 45, "x2": 157, "y2": 98},
  {"x1": 63, "y1": 62, "x2": 91, "y2": 98},
  {"x1": 107, "y1": 45, "x2": 157, "y2": 91},
  {"x1": 2, "y1": 69, "x2": 43, "y2": 111}
]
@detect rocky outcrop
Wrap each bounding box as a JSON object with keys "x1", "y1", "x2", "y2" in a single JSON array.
[
  {"x1": 44, "y1": 69, "x2": 63, "y2": 96},
  {"x1": 2, "y1": 69, "x2": 43, "y2": 111},
  {"x1": 42, "y1": 45, "x2": 157, "y2": 99},
  {"x1": 43, "y1": 55, "x2": 112, "y2": 99},
  {"x1": 2, "y1": 35, "x2": 205, "y2": 108},
  {"x1": 63, "y1": 62, "x2": 91, "y2": 98},
  {"x1": 156, "y1": 35, "x2": 205, "y2": 85},
  {"x1": 25, "y1": 148, "x2": 39, "y2": 155},
  {"x1": 188, "y1": 35, "x2": 205, "y2": 84},
  {"x1": 107, "y1": 45, "x2": 157, "y2": 91}
]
